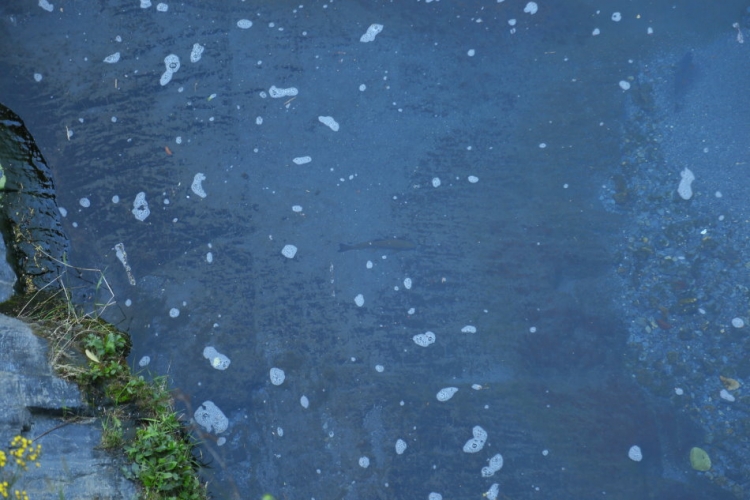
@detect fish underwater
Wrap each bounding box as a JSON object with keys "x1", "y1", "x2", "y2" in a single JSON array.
[
  {"x1": 338, "y1": 238, "x2": 417, "y2": 252},
  {"x1": 673, "y1": 50, "x2": 697, "y2": 112}
]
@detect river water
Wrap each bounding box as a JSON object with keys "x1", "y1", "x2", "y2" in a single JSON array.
[{"x1": 1, "y1": 1, "x2": 748, "y2": 499}]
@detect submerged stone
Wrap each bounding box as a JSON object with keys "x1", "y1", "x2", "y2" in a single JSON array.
[{"x1": 689, "y1": 447, "x2": 711, "y2": 471}]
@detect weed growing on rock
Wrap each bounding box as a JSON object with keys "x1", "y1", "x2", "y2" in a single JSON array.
[{"x1": 2, "y1": 256, "x2": 208, "y2": 500}]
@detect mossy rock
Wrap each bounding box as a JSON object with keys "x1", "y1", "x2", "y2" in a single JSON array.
[{"x1": 690, "y1": 447, "x2": 711, "y2": 471}]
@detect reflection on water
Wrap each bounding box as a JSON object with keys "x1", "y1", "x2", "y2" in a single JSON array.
[{"x1": 1, "y1": 0, "x2": 747, "y2": 498}]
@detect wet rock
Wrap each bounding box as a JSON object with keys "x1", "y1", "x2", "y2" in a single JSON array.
[
  {"x1": 0, "y1": 103, "x2": 69, "y2": 293},
  {"x1": 0, "y1": 314, "x2": 137, "y2": 498}
]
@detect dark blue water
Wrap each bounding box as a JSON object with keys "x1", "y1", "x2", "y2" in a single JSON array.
[{"x1": 1, "y1": 1, "x2": 748, "y2": 498}]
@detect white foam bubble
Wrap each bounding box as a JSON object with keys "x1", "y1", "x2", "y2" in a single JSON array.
[
  {"x1": 203, "y1": 346, "x2": 231, "y2": 370},
  {"x1": 169, "y1": 307, "x2": 180, "y2": 318},
  {"x1": 611, "y1": 12, "x2": 622, "y2": 22},
  {"x1": 354, "y1": 294, "x2": 365, "y2": 307},
  {"x1": 103, "y1": 52, "x2": 121, "y2": 64},
  {"x1": 461, "y1": 325, "x2": 477, "y2": 333},
  {"x1": 79, "y1": 197, "x2": 91, "y2": 208},
  {"x1": 481, "y1": 453, "x2": 504, "y2": 476},
  {"x1": 164, "y1": 53, "x2": 180, "y2": 73},
  {"x1": 358, "y1": 456, "x2": 370, "y2": 468},
  {"x1": 270, "y1": 367, "x2": 286, "y2": 385},
  {"x1": 432, "y1": 177, "x2": 441, "y2": 188},
  {"x1": 300, "y1": 395, "x2": 309, "y2": 408},
  {"x1": 194, "y1": 401, "x2": 228, "y2": 434},
  {"x1": 395, "y1": 438, "x2": 407, "y2": 455},
  {"x1": 318, "y1": 116, "x2": 339, "y2": 132},
  {"x1": 436, "y1": 387, "x2": 458, "y2": 402},
  {"x1": 403, "y1": 277, "x2": 412, "y2": 289},
  {"x1": 619, "y1": 80, "x2": 631, "y2": 90},
  {"x1": 628, "y1": 445, "x2": 642, "y2": 462},
  {"x1": 468, "y1": 175, "x2": 479, "y2": 183},
  {"x1": 523, "y1": 2, "x2": 538, "y2": 14},
  {"x1": 38, "y1": 0, "x2": 54, "y2": 12},
  {"x1": 269, "y1": 86, "x2": 298, "y2": 98},
  {"x1": 132, "y1": 192, "x2": 150, "y2": 221},
  {"x1": 156, "y1": 2, "x2": 168, "y2": 12},
  {"x1": 428, "y1": 493, "x2": 442, "y2": 500},
  {"x1": 413, "y1": 331, "x2": 436, "y2": 347},
  {"x1": 484, "y1": 484, "x2": 499, "y2": 500},
  {"x1": 138, "y1": 355, "x2": 150, "y2": 367},
  {"x1": 237, "y1": 19, "x2": 253, "y2": 29},
  {"x1": 292, "y1": 205, "x2": 303, "y2": 212},
  {"x1": 191, "y1": 173, "x2": 207, "y2": 198},
  {"x1": 160, "y1": 54, "x2": 180, "y2": 86},
  {"x1": 281, "y1": 244, "x2": 298, "y2": 259},
  {"x1": 33, "y1": 73, "x2": 43, "y2": 82},
  {"x1": 463, "y1": 425, "x2": 487, "y2": 453},
  {"x1": 318, "y1": 115, "x2": 340, "y2": 131},
  {"x1": 190, "y1": 43, "x2": 205, "y2": 63},
  {"x1": 677, "y1": 167, "x2": 695, "y2": 200},
  {"x1": 140, "y1": 0, "x2": 151, "y2": 7},
  {"x1": 732, "y1": 317, "x2": 745, "y2": 328},
  {"x1": 293, "y1": 156, "x2": 312, "y2": 165},
  {"x1": 360, "y1": 24, "x2": 384, "y2": 43}
]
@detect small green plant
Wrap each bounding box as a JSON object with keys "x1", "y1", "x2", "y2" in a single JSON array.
[
  {"x1": 0, "y1": 435, "x2": 42, "y2": 499},
  {"x1": 4, "y1": 257, "x2": 208, "y2": 500},
  {"x1": 124, "y1": 413, "x2": 205, "y2": 499},
  {"x1": 100, "y1": 413, "x2": 124, "y2": 450}
]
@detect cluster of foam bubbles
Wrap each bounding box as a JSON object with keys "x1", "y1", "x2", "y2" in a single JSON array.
[
  {"x1": 481, "y1": 453, "x2": 504, "y2": 477},
  {"x1": 132, "y1": 192, "x2": 150, "y2": 221},
  {"x1": 436, "y1": 387, "x2": 458, "y2": 402},
  {"x1": 159, "y1": 54, "x2": 180, "y2": 86},
  {"x1": 202, "y1": 346, "x2": 230, "y2": 371},
  {"x1": 194, "y1": 401, "x2": 228, "y2": 434},
  {"x1": 269, "y1": 85, "x2": 298, "y2": 98},
  {"x1": 359, "y1": 23, "x2": 384, "y2": 43},
  {"x1": 413, "y1": 331, "x2": 436, "y2": 347},
  {"x1": 395, "y1": 438, "x2": 407, "y2": 455},
  {"x1": 191, "y1": 173, "x2": 207, "y2": 198},
  {"x1": 318, "y1": 115, "x2": 339, "y2": 131},
  {"x1": 463, "y1": 425, "x2": 488, "y2": 453},
  {"x1": 281, "y1": 245, "x2": 297, "y2": 259},
  {"x1": 270, "y1": 367, "x2": 285, "y2": 385}
]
